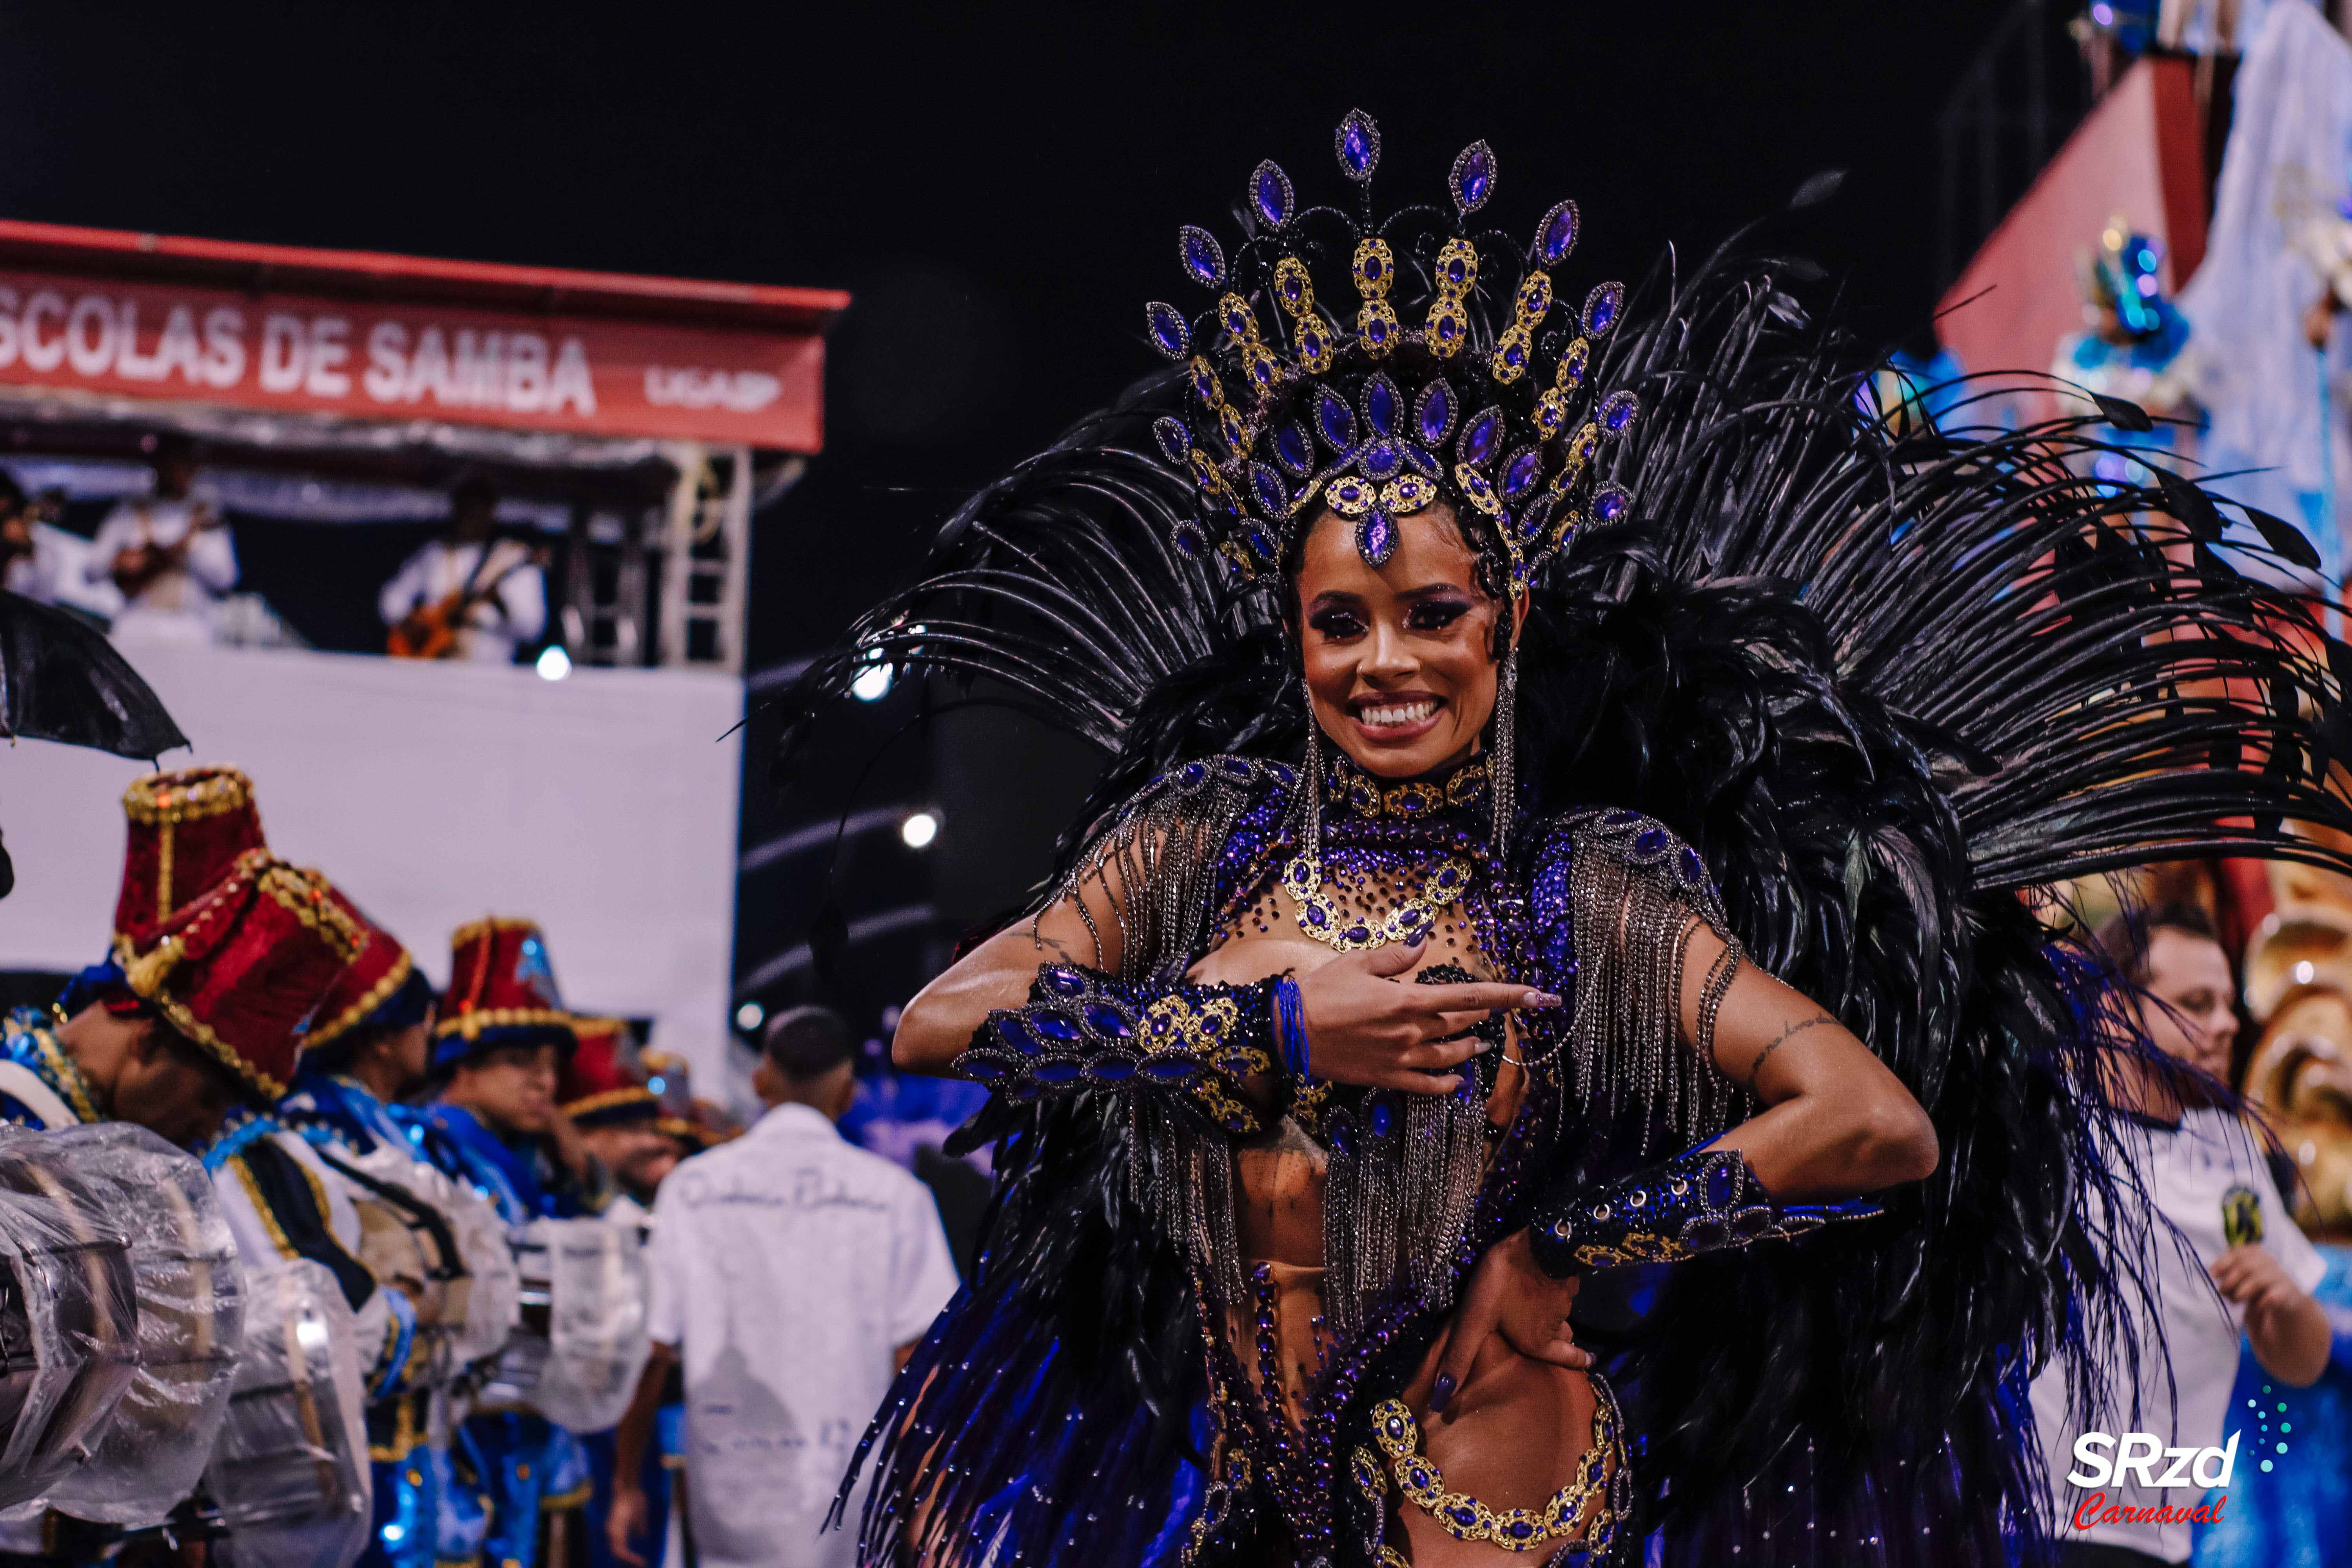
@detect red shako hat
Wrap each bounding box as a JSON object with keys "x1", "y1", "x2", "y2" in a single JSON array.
[
  {"x1": 435, "y1": 916, "x2": 576, "y2": 1066},
  {"x1": 120, "y1": 849, "x2": 364, "y2": 1100},
  {"x1": 113, "y1": 766, "x2": 267, "y2": 961},
  {"x1": 560, "y1": 1018, "x2": 659, "y2": 1128},
  {"x1": 302, "y1": 884, "x2": 419, "y2": 1051}
]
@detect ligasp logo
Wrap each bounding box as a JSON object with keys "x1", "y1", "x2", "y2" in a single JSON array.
[
  {"x1": 644, "y1": 365, "x2": 781, "y2": 412},
  {"x1": 2065, "y1": 1431, "x2": 2236, "y2": 1530}
]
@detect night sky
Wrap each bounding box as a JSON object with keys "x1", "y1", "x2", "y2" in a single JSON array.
[{"x1": 0, "y1": 3, "x2": 2040, "y2": 1034}]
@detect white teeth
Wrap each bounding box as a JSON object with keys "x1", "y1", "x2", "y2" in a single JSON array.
[{"x1": 1358, "y1": 700, "x2": 1437, "y2": 728}]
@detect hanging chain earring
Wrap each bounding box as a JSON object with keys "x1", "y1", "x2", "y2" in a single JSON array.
[
  {"x1": 1302, "y1": 714, "x2": 1325, "y2": 874},
  {"x1": 1492, "y1": 644, "x2": 1518, "y2": 862}
]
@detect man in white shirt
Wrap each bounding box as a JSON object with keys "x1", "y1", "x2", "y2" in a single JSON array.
[
  {"x1": 0, "y1": 474, "x2": 121, "y2": 619},
  {"x1": 2031, "y1": 904, "x2": 2332, "y2": 1567},
  {"x1": 87, "y1": 435, "x2": 236, "y2": 644},
  {"x1": 379, "y1": 474, "x2": 547, "y2": 663},
  {"x1": 608, "y1": 1007, "x2": 960, "y2": 1568}
]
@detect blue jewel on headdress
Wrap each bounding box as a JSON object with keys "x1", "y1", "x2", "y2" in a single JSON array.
[
  {"x1": 1500, "y1": 446, "x2": 1544, "y2": 501},
  {"x1": 1535, "y1": 198, "x2": 1581, "y2": 265},
  {"x1": 1414, "y1": 379, "x2": 1457, "y2": 445},
  {"x1": 1145, "y1": 302, "x2": 1190, "y2": 360},
  {"x1": 1359, "y1": 441, "x2": 1402, "y2": 481},
  {"x1": 1402, "y1": 442, "x2": 1439, "y2": 478},
  {"x1": 1361, "y1": 373, "x2": 1400, "y2": 437},
  {"x1": 1599, "y1": 390, "x2": 1640, "y2": 436},
  {"x1": 1516, "y1": 501, "x2": 1547, "y2": 543},
  {"x1": 1316, "y1": 387, "x2": 1358, "y2": 451},
  {"x1": 1272, "y1": 421, "x2": 1313, "y2": 476},
  {"x1": 1251, "y1": 159, "x2": 1296, "y2": 229},
  {"x1": 1495, "y1": 336, "x2": 1529, "y2": 379},
  {"x1": 1449, "y1": 140, "x2": 1496, "y2": 213},
  {"x1": 1179, "y1": 226, "x2": 1227, "y2": 289},
  {"x1": 1245, "y1": 525, "x2": 1278, "y2": 562},
  {"x1": 1249, "y1": 463, "x2": 1289, "y2": 517},
  {"x1": 1152, "y1": 416, "x2": 1190, "y2": 465},
  {"x1": 1171, "y1": 521, "x2": 1206, "y2": 557},
  {"x1": 1357, "y1": 509, "x2": 1397, "y2": 566},
  {"x1": 1581, "y1": 281, "x2": 1625, "y2": 336},
  {"x1": 1592, "y1": 483, "x2": 1632, "y2": 524},
  {"x1": 1336, "y1": 109, "x2": 1381, "y2": 182},
  {"x1": 1458, "y1": 408, "x2": 1504, "y2": 468}
]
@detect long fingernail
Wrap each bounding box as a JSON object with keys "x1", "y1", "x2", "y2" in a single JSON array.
[
  {"x1": 1407, "y1": 928, "x2": 1430, "y2": 947},
  {"x1": 1431, "y1": 1373, "x2": 1454, "y2": 1413},
  {"x1": 1474, "y1": 1041, "x2": 1494, "y2": 1054},
  {"x1": 1524, "y1": 991, "x2": 1562, "y2": 1007}
]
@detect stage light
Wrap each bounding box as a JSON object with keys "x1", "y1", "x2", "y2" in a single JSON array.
[
  {"x1": 735, "y1": 1000, "x2": 765, "y2": 1032},
  {"x1": 851, "y1": 657, "x2": 893, "y2": 701},
  {"x1": 2296, "y1": 960, "x2": 2316, "y2": 984},
  {"x1": 901, "y1": 811, "x2": 940, "y2": 849},
  {"x1": 537, "y1": 645, "x2": 573, "y2": 681}
]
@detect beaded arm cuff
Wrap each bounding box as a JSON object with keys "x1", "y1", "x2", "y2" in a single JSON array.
[
  {"x1": 951, "y1": 962, "x2": 1275, "y2": 1136},
  {"x1": 1525, "y1": 1145, "x2": 1881, "y2": 1278}
]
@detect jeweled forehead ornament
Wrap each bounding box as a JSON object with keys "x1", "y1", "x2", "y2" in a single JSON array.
[{"x1": 1143, "y1": 109, "x2": 1641, "y2": 586}]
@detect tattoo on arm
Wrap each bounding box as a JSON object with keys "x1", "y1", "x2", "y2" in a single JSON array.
[{"x1": 1743, "y1": 1014, "x2": 1835, "y2": 1090}]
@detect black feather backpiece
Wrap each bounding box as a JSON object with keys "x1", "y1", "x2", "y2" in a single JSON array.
[{"x1": 788, "y1": 237, "x2": 2352, "y2": 1563}]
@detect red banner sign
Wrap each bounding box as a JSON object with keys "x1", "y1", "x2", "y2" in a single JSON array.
[{"x1": 0, "y1": 267, "x2": 827, "y2": 450}]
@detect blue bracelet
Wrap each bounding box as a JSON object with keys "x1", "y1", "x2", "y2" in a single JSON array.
[{"x1": 1273, "y1": 975, "x2": 1310, "y2": 1080}]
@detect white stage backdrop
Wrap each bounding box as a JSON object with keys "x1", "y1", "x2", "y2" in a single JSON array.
[{"x1": 1, "y1": 638, "x2": 742, "y2": 1087}]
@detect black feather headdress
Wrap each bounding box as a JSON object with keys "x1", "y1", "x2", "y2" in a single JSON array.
[{"x1": 789, "y1": 118, "x2": 2352, "y2": 1566}]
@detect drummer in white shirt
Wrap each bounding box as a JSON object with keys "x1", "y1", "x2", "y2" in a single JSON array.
[
  {"x1": 86, "y1": 434, "x2": 236, "y2": 644},
  {"x1": 379, "y1": 474, "x2": 547, "y2": 664}
]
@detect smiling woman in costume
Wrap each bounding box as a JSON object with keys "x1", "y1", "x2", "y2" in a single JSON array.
[{"x1": 785, "y1": 114, "x2": 2352, "y2": 1565}]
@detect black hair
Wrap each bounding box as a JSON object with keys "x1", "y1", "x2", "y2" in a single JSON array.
[
  {"x1": 2094, "y1": 901, "x2": 2221, "y2": 986},
  {"x1": 763, "y1": 1005, "x2": 853, "y2": 1082},
  {"x1": 0, "y1": 469, "x2": 26, "y2": 517}
]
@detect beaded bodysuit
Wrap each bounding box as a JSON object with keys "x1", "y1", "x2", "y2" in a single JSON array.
[{"x1": 1044, "y1": 748, "x2": 1744, "y2": 1564}]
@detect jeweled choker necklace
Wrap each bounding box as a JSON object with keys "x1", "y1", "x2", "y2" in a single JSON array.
[{"x1": 1287, "y1": 745, "x2": 1483, "y2": 952}]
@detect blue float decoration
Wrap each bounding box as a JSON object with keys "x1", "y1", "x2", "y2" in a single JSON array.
[{"x1": 1178, "y1": 225, "x2": 1227, "y2": 289}]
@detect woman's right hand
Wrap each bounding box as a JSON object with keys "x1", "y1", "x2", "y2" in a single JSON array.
[{"x1": 1296, "y1": 937, "x2": 1561, "y2": 1094}]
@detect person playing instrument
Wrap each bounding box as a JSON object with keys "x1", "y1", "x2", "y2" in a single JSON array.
[
  {"x1": 379, "y1": 474, "x2": 548, "y2": 663},
  {"x1": 403, "y1": 918, "x2": 608, "y2": 1568},
  {"x1": 281, "y1": 893, "x2": 485, "y2": 1568},
  {"x1": 86, "y1": 434, "x2": 236, "y2": 645},
  {"x1": 785, "y1": 114, "x2": 2352, "y2": 1564}
]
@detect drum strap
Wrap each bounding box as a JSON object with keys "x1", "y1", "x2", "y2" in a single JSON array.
[{"x1": 314, "y1": 1147, "x2": 468, "y2": 1283}]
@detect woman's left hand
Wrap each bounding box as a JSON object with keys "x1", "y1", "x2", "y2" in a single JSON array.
[{"x1": 1429, "y1": 1227, "x2": 1589, "y2": 1420}]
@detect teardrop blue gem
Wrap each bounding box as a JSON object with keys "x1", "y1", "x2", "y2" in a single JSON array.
[
  {"x1": 1362, "y1": 376, "x2": 1398, "y2": 437},
  {"x1": 1145, "y1": 302, "x2": 1189, "y2": 360},
  {"x1": 1152, "y1": 417, "x2": 1190, "y2": 465},
  {"x1": 1316, "y1": 388, "x2": 1357, "y2": 450},
  {"x1": 1336, "y1": 110, "x2": 1381, "y2": 181},
  {"x1": 1252, "y1": 160, "x2": 1294, "y2": 228},
  {"x1": 1450, "y1": 141, "x2": 1495, "y2": 212},
  {"x1": 1460, "y1": 410, "x2": 1502, "y2": 467},
  {"x1": 1502, "y1": 447, "x2": 1544, "y2": 499},
  {"x1": 1357, "y1": 510, "x2": 1396, "y2": 566},
  {"x1": 1416, "y1": 380, "x2": 1454, "y2": 444},
  {"x1": 1273, "y1": 423, "x2": 1311, "y2": 475},
  {"x1": 1179, "y1": 226, "x2": 1227, "y2": 289},
  {"x1": 1537, "y1": 200, "x2": 1581, "y2": 265},
  {"x1": 1593, "y1": 484, "x2": 1631, "y2": 523}
]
